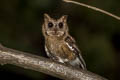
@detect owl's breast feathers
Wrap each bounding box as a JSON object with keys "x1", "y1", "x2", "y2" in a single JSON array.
[{"x1": 45, "y1": 36, "x2": 86, "y2": 69}]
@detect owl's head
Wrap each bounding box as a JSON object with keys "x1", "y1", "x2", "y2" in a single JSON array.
[{"x1": 42, "y1": 13, "x2": 68, "y2": 37}]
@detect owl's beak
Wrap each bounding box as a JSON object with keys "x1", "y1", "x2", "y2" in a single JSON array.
[{"x1": 53, "y1": 28, "x2": 57, "y2": 34}]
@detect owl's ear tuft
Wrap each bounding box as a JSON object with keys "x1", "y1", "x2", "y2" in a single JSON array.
[
  {"x1": 44, "y1": 13, "x2": 51, "y2": 21},
  {"x1": 60, "y1": 15, "x2": 68, "y2": 22}
]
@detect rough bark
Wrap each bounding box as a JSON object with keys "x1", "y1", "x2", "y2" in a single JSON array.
[{"x1": 0, "y1": 44, "x2": 108, "y2": 80}]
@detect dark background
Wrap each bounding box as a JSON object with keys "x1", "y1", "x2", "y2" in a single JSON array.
[{"x1": 0, "y1": 0, "x2": 120, "y2": 80}]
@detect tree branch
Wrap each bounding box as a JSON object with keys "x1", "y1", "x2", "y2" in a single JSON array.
[
  {"x1": 63, "y1": 0, "x2": 120, "y2": 21},
  {"x1": 0, "y1": 44, "x2": 108, "y2": 80}
]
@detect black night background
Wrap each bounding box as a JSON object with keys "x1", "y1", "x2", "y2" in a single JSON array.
[{"x1": 0, "y1": 0, "x2": 120, "y2": 80}]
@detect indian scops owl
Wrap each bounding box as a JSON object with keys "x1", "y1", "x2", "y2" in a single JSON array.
[{"x1": 42, "y1": 13, "x2": 86, "y2": 69}]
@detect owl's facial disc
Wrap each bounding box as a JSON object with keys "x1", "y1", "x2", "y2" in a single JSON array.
[{"x1": 45, "y1": 20, "x2": 66, "y2": 37}]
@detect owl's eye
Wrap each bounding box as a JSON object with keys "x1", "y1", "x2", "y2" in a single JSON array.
[
  {"x1": 58, "y1": 22, "x2": 63, "y2": 28},
  {"x1": 48, "y1": 22, "x2": 53, "y2": 28}
]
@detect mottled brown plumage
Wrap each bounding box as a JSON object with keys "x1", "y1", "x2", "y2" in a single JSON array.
[{"x1": 42, "y1": 13, "x2": 86, "y2": 69}]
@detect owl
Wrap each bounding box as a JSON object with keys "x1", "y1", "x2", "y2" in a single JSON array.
[{"x1": 42, "y1": 13, "x2": 86, "y2": 69}]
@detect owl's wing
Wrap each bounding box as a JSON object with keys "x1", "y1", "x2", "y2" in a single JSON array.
[{"x1": 65, "y1": 36, "x2": 86, "y2": 69}]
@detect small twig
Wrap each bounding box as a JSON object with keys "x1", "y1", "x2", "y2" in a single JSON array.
[
  {"x1": 0, "y1": 44, "x2": 108, "y2": 80},
  {"x1": 63, "y1": 0, "x2": 120, "y2": 21}
]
